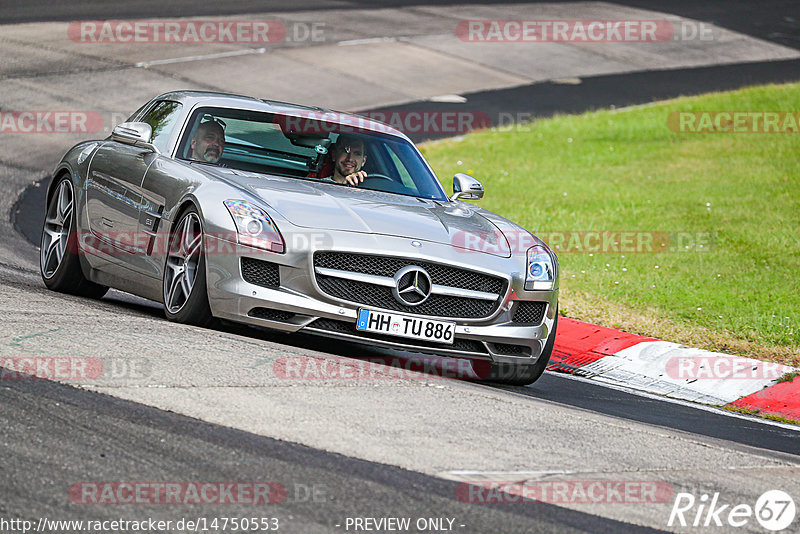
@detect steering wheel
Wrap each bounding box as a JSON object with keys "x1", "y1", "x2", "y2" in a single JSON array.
[
  {"x1": 362, "y1": 173, "x2": 395, "y2": 182},
  {"x1": 360, "y1": 173, "x2": 411, "y2": 194}
]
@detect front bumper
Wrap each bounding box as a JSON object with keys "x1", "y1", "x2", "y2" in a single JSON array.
[{"x1": 204, "y1": 233, "x2": 558, "y2": 366}]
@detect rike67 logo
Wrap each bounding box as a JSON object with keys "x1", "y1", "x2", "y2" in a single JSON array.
[{"x1": 668, "y1": 490, "x2": 795, "y2": 531}]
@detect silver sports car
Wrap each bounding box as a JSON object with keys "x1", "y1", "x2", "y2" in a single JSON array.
[{"x1": 40, "y1": 91, "x2": 559, "y2": 385}]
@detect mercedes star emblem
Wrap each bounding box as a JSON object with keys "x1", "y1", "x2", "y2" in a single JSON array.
[{"x1": 392, "y1": 266, "x2": 432, "y2": 306}]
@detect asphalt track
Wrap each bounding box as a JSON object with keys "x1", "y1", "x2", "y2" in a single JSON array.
[
  {"x1": 15, "y1": 59, "x2": 800, "y2": 234},
  {"x1": 2, "y1": 0, "x2": 799, "y2": 51},
  {"x1": 2, "y1": 1, "x2": 800, "y2": 533},
  {"x1": 1, "y1": 371, "x2": 662, "y2": 534}
]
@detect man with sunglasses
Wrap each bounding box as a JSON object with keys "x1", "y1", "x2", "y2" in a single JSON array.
[{"x1": 190, "y1": 117, "x2": 225, "y2": 164}]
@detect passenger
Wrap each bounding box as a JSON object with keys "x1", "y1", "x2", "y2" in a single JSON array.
[
  {"x1": 323, "y1": 134, "x2": 368, "y2": 186},
  {"x1": 190, "y1": 118, "x2": 225, "y2": 164}
]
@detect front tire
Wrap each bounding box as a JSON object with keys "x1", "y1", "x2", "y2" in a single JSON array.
[
  {"x1": 40, "y1": 175, "x2": 108, "y2": 299},
  {"x1": 163, "y1": 207, "x2": 214, "y2": 327},
  {"x1": 483, "y1": 311, "x2": 559, "y2": 386}
]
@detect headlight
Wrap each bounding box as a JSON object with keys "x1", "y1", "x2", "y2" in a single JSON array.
[
  {"x1": 525, "y1": 245, "x2": 555, "y2": 290},
  {"x1": 224, "y1": 200, "x2": 285, "y2": 253}
]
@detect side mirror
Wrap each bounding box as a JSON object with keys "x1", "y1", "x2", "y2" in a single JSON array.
[
  {"x1": 112, "y1": 122, "x2": 159, "y2": 153},
  {"x1": 450, "y1": 173, "x2": 484, "y2": 201}
]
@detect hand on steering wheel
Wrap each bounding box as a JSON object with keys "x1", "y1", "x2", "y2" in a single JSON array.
[
  {"x1": 343, "y1": 172, "x2": 394, "y2": 186},
  {"x1": 362, "y1": 173, "x2": 394, "y2": 181},
  {"x1": 342, "y1": 170, "x2": 368, "y2": 186}
]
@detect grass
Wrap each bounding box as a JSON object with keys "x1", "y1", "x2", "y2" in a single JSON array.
[
  {"x1": 778, "y1": 370, "x2": 800, "y2": 383},
  {"x1": 420, "y1": 82, "x2": 800, "y2": 366},
  {"x1": 723, "y1": 404, "x2": 800, "y2": 426}
]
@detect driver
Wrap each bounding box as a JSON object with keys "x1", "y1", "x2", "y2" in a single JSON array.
[
  {"x1": 325, "y1": 134, "x2": 368, "y2": 186},
  {"x1": 190, "y1": 119, "x2": 225, "y2": 164}
]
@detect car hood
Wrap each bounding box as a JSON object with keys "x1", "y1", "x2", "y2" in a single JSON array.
[{"x1": 206, "y1": 168, "x2": 512, "y2": 257}]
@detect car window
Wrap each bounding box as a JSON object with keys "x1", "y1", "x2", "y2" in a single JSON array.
[
  {"x1": 140, "y1": 101, "x2": 183, "y2": 154},
  {"x1": 125, "y1": 102, "x2": 151, "y2": 123},
  {"x1": 385, "y1": 144, "x2": 419, "y2": 192},
  {"x1": 176, "y1": 107, "x2": 448, "y2": 201}
]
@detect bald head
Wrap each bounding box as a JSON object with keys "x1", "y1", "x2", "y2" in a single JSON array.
[{"x1": 191, "y1": 121, "x2": 225, "y2": 163}]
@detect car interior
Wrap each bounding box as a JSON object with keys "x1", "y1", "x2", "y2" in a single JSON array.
[{"x1": 175, "y1": 108, "x2": 446, "y2": 200}]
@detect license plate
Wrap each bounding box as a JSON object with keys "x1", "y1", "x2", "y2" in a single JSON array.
[{"x1": 356, "y1": 309, "x2": 455, "y2": 345}]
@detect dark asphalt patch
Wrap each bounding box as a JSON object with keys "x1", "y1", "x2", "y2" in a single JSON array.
[
  {"x1": 519, "y1": 372, "x2": 800, "y2": 455},
  {"x1": 11, "y1": 172, "x2": 48, "y2": 247},
  {"x1": 3, "y1": 0, "x2": 798, "y2": 51},
  {"x1": 0, "y1": 369, "x2": 663, "y2": 534},
  {"x1": 615, "y1": 0, "x2": 800, "y2": 50},
  {"x1": 368, "y1": 57, "x2": 800, "y2": 143}
]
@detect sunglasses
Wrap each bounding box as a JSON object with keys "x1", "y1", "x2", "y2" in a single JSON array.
[{"x1": 200, "y1": 114, "x2": 226, "y2": 131}]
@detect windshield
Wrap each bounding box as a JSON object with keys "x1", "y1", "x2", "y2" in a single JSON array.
[{"x1": 177, "y1": 106, "x2": 448, "y2": 201}]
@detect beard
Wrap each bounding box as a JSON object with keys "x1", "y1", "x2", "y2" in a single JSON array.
[
  {"x1": 202, "y1": 148, "x2": 220, "y2": 162},
  {"x1": 336, "y1": 161, "x2": 360, "y2": 176}
]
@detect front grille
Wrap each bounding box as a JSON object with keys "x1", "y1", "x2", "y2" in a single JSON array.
[
  {"x1": 241, "y1": 257, "x2": 280, "y2": 288},
  {"x1": 308, "y1": 318, "x2": 488, "y2": 354},
  {"x1": 512, "y1": 301, "x2": 547, "y2": 325},
  {"x1": 314, "y1": 252, "x2": 506, "y2": 319},
  {"x1": 315, "y1": 252, "x2": 505, "y2": 293},
  {"x1": 316, "y1": 276, "x2": 497, "y2": 319},
  {"x1": 248, "y1": 308, "x2": 295, "y2": 322}
]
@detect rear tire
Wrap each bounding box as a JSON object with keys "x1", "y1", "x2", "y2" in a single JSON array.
[
  {"x1": 162, "y1": 206, "x2": 214, "y2": 327},
  {"x1": 40, "y1": 175, "x2": 108, "y2": 299},
  {"x1": 483, "y1": 310, "x2": 558, "y2": 386}
]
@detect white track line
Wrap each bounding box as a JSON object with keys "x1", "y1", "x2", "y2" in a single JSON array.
[
  {"x1": 337, "y1": 37, "x2": 398, "y2": 46},
  {"x1": 135, "y1": 48, "x2": 266, "y2": 68}
]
